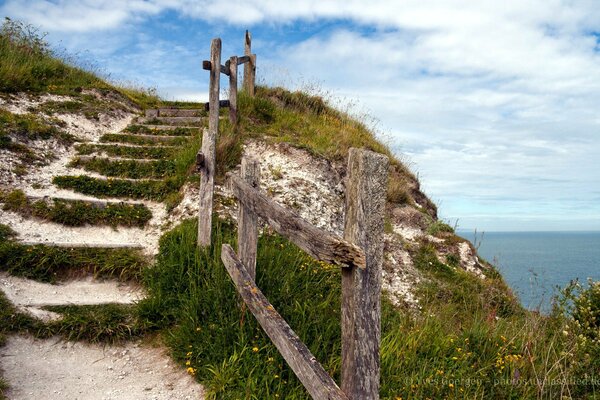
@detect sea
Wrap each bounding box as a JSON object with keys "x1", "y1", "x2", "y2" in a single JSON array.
[{"x1": 458, "y1": 231, "x2": 600, "y2": 313}]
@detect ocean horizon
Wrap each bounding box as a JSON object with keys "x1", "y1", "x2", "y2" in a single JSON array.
[{"x1": 458, "y1": 230, "x2": 600, "y2": 313}]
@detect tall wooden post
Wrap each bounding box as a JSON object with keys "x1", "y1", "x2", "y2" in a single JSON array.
[
  {"x1": 243, "y1": 30, "x2": 256, "y2": 96},
  {"x1": 341, "y1": 148, "x2": 388, "y2": 399},
  {"x1": 229, "y1": 55, "x2": 238, "y2": 125},
  {"x1": 237, "y1": 157, "x2": 259, "y2": 279},
  {"x1": 198, "y1": 38, "x2": 221, "y2": 248}
]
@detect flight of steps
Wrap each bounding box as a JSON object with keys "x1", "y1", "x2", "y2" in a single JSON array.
[{"x1": 1, "y1": 107, "x2": 207, "y2": 319}]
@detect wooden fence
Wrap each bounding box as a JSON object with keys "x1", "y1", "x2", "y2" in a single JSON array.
[
  {"x1": 198, "y1": 31, "x2": 257, "y2": 247},
  {"x1": 221, "y1": 148, "x2": 389, "y2": 399}
]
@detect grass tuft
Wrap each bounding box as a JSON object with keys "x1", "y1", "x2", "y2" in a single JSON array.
[
  {"x1": 52, "y1": 175, "x2": 183, "y2": 201},
  {"x1": 75, "y1": 143, "x2": 175, "y2": 159},
  {"x1": 69, "y1": 157, "x2": 176, "y2": 179},
  {"x1": 1, "y1": 189, "x2": 152, "y2": 227},
  {"x1": 0, "y1": 237, "x2": 148, "y2": 283},
  {"x1": 41, "y1": 304, "x2": 144, "y2": 344},
  {"x1": 99, "y1": 133, "x2": 190, "y2": 146},
  {"x1": 124, "y1": 125, "x2": 197, "y2": 136}
]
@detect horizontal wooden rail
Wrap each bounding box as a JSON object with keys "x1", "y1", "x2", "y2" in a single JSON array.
[
  {"x1": 204, "y1": 100, "x2": 230, "y2": 111},
  {"x1": 224, "y1": 55, "x2": 252, "y2": 70},
  {"x1": 221, "y1": 244, "x2": 348, "y2": 400},
  {"x1": 227, "y1": 173, "x2": 366, "y2": 269},
  {"x1": 202, "y1": 60, "x2": 230, "y2": 76}
]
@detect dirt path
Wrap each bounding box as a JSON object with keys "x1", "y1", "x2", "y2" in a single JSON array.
[{"x1": 0, "y1": 335, "x2": 204, "y2": 400}]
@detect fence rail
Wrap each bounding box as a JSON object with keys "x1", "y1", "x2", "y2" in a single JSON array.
[{"x1": 222, "y1": 149, "x2": 388, "y2": 400}]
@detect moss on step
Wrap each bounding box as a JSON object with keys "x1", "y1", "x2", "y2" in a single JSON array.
[
  {"x1": 1, "y1": 189, "x2": 152, "y2": 227},
  {"x1": 52, "y1": 175, "x2": 183, "y2": 201},
  {"x1": 69, "y1": 157, "x2": 176, "y2": 179},
  {"x1": 124, "y1": 124, "x2": 196, "y2": 136},
  {"x1": 99, "y1": 133, "x2": 190, "y2": 146},
  {"x1": 41, "y1": 304, "x2": 145, "y2": 343},
  {"x1": 0, "y1": 238, "x2": 148, "y2": 283},
  {"x1": 75, "y1": 143, "x2": 176, "y2": 159}
]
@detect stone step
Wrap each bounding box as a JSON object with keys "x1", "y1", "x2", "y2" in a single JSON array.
[
  {"x1": 135, "y1": 124, "x2": 201, "y2": 131},
  {"x1": 146, "y1": 108, "x2": 205, "y2": 117},
  {"x1": 100, "y1": 133, "x2": 191, "y2": 145},
  {"x1": 0, "y1": 273, "x2": 144, "y2": 321},
  {"x1": 19, "y1": 241, "x2": 144, "y2": 249},
  {"x1": 136, "y1": 116, "x2": 205, "y2": 125},
  {"x1": 80, "y1": 143, "x2": 180, "y2": 149},
  {"x1": 74, "y1": 155, "x2": 159, "y2": 163},
  {"x1": 24, "y1": 194, "x2": 147, "y2": 207}
]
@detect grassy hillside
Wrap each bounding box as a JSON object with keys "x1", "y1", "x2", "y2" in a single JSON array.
[
  {"x1": 1, "y1": 17, "x2": 599, "y2": 400},
  {"x1": 0, "y1": 17, "x2": 158, "y2": 108}
]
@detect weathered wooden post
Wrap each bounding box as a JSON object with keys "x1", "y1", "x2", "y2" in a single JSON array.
[
  {"x1": 228, "y1": 55, "x2": 238, "y2": 125},
  {"x1": 198, "y1": 38, "x2": 221, "y2": 248},
  {"x1": 341, "y1": 148, "x2": 389, "y2": 399},
  {"x1": 237, "y1": 157, "x2": 259, "y2": 279},
  {"x1": 243, "y1": 30, "x2": 256, "y2": 96}
]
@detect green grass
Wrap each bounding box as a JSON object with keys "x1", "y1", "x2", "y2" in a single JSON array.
[
  {"x1": 100, "y1": 133, "x2": 190, "y2": 146},
  {"x1": 1, "y1": 189, "x2": 152, "y2": 227},
  {"x1": 69, "y1": 157, "x2": 177, "y2": 179},
  {"x1": 52, "y1": 175, "x2": 184, "y2": 201},
  {"x1": 75, "y1": 143, "x2": 176, "y2": 159},
  {"x1": 41, "y1": 304, "x2": 145, "y2": 344},
  {"x1": 124, "y1": 125, "x2": 197, "y2": 136},
  {"x1": 0, "y1": 18, "x2": 103, "y2": 93},
  {"x1": 0, "y1": 18, "x2": 159, "y2": 108},
  {"x1": 134, "y1": 218, "x2": 600, "y2": 399},
  {"x1": 0, "y1": 231, "x2": 148, "y2": 283}
]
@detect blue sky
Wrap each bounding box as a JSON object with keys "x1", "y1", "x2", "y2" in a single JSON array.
[{"x1": 2, "y1": 0, "x2": 600, "y2": 232}]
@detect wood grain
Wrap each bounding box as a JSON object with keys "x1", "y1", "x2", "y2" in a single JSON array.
[
  {"x1": 197, "y1": 38, "x2": 221, "y2": 248},
  {"x1": 237, "y1": 157, "x2": 259, "y2": 279},
  {"x1": 341, "y1": 148, "x2": 388, "y2": 400},
  {"x1": 228, "y1": 173, "x2": 366, "y2": 269},
  {"x1": 228, "y1": 55, "x2": 238, "y2": 125}
]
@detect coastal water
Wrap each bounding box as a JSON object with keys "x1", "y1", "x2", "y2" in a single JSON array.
[{"x1": 458, "y1": 231, "x2": 600, "y2": 313}]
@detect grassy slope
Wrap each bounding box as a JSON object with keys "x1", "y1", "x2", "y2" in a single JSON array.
[{"x1": 0, "y1": 18, "x2": 159, "y2": 108}]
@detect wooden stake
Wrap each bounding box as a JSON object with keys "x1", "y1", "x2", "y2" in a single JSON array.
[
  {"x1": 243, "y1": 30, "x2": 256, "y2": 96},
  {"x1": 198, "y1": 38, "x2": 221, "y2": 248},
  {"x1": 229, "y1": 55, "x2": 238, "y2": 125},
  {"x1": 237, "y1": 157, "x2": 259, "y2": 279},
  {"x1": 341, "y1": 148, "x2": 388, "y2": 399}
]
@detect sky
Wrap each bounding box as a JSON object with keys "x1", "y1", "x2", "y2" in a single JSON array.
[{"x1": 2, "y1": 0, "x2": 599, "y2": 232}]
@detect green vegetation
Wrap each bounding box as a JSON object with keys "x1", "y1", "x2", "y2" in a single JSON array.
[
  {"x1": 0, "y1": 17, "x2": 159, "y2": 108},
  {"x1": 426, "y1": 220, "x2": 455, "y2": 236},
  {"x1": 0, "y1": 17, "x2": 102, "y2": 93},
  {"x1": 100, "y1": 133, "x2": 190, "y2": 146},
  {"x1": 0, "y1": 108, "x2": 74, "y2": 161},
  {"x1": 124, "y1": 125, "x2": 196, "y2": 136},
  {"x1": 1, "y1": 189, "x2": 152, "y2": 227},
  {"x1": 133, "y1": 218, "x2": 600, "y2": 399},
  {"x1": 29, "y1": 92, "x2": 135, "y2": 120},
  {"x1": 42, "y1": 304, "x2": 144, "y2": 344},
  {"x1": 75, "y1": 143, "x2": 175, "y2": 159},
  {"x1": 52, "y1": 175, "x2": 183, "y2": 201},
  {"x1": 69, "y1": 157, "x2": 177, "y2": 179},
  {"x1": 0, "y1": 228, "x2": 148, "y2": 282},
  {"x1": 237, "y1": 87, "x2": 397, "y2": 164}
]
